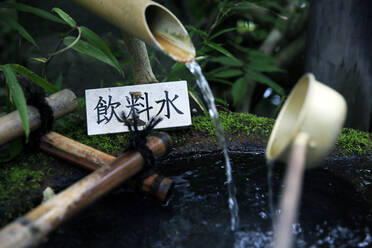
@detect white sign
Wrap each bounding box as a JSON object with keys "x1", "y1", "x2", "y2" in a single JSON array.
[{"x1": 85, "y1": 81, "x2": 191, "y2": 135}]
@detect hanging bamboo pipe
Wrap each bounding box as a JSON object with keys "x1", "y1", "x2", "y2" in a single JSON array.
[
  {"x1": 0, "y1": 133, "x2": 172, "y2": 248},
  {"x1": 73, "y1": 0, "x2": 195, "y2": 63},
  {"x1": 0, "y1": 89, "x2": 77, "y2": 145},
  {"x1": 39, "y1": 131, "x2": 173, "y2": 201}
]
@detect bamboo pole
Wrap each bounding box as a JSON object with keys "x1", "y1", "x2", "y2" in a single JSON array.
[
  {"x1": 0, "y1": 133, "x2": 172, "y2": 248},
  {"x1": 39, "y1": 131, "x2": 173, "y2": 201},
  {"x1": 0, "y1": 89, "x2": 77, "y2": 145}
]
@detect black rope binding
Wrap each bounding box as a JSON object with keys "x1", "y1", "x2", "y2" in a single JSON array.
[
  {"x1": 122, "y1": 111, "x2": 163, "y2": 192},
  {"x1": 122, "y1": 111, "x2": 162, "y2": 168},
  {"x1": 22, "y1": 78, "x2": 54, "y2": 148}
]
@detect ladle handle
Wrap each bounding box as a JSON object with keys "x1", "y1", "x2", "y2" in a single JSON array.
[{"x1": 274, "y1": 132, "x2": 309, "y2": 248}]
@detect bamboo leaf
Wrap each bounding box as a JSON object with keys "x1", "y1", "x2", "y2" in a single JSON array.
[
  {"x1": 2, "y1": 65, "x2": 30, "y2": 140},
  {"x1": 245, "y1": 69, "x2": 285, "y2": 95},
  {"x1": 185, "y1": 25, "x2": 208, "y2": 38},
  {"x1": 209, "y1": 27, "x2": 238, "y2": 40},
  {"x1": 205, "y1": 42, "x2": 234, "y2": 58},
  {"x1": 80, "y1": 26, "x2": 123, "y2": 76},
  {"x1": 31, "y1": 57, "x2": 48, "y2": 63},
  {"x1": 52, "y1": 8, "x2": 76, "y2": 28},
  {"x1": 248, "y1": 50, "x2": 278, "y2": 64},
  {"x1": 213, "y1": 69, "x2": 243, "y2": 78},
  {"x1": 209, "y1": 56, "x2": 244, "y2": 67},
  {"x1": 170, "y1": 62, "x2": 186, "y2": 77},
  {"x1": 11, "y1": 64, "x2": 59, "y2": 93},
  {"x1": 0, "y1": 14, "x2": 37, "y2": 47},
  {"x1": 205, "y1": 77, "x2": 233, "y2": 86},
  {"x1": 55, "y1": 74, "x2": 63, "y2": 90},
  {"x1": 232, "y1": 77, "x2": 248, "y2": 106},
  {"x1": 0, "y1": 2, "x2": 65, "y2": 24},
  {"x1": 63, "y1": 36, "x2": 122, "y2": 73},
  {"x1": 247, "y1": 62, "x2": 285, "y2": 73}
]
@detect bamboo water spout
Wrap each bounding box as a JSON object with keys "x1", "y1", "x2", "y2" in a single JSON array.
[{"x1": 74, "y1": 0, "x2": 195, "y2": 63}]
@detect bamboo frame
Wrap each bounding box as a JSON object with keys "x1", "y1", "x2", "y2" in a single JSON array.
[
  {"x1": 39, "y1": 131, "x2": 173, "y2": 201},
  {"x1": 0, "y1": 89, "x2": 77, "y2": 145},
  {"x1": 0, "y1": 133, "x2": 172, "y2": 248}
]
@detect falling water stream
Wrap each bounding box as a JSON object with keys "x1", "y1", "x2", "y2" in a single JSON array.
[{"x1": 186, "y1": 61, "x2": 240, "y2": 231}]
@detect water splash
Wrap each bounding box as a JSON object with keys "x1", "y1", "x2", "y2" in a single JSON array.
[{"x1": 186, "y1": 60, "x2": 239, "y2": 231}]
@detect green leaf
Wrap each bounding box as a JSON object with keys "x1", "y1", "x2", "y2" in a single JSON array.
[
  {"x1": 2, "y1": 65, "x2": 29, "y2": 140},
  {"x1": 247, "y1": 62, "x2": 285, "y2": 73},
  {"x1": 245, "y1": 69, "x2": 285, "y2": 95},
  {"x1": 188, "y1": 88, "x2": 207, "y2": 114},
  {"x1": 11, "y1": 64, "x2": 59, "y2": 93},
  {"x1": 185, "y1": 25, "x2": 208, "y2": 38},
  {"x1": 0, "y1": 14, "x2": 37, "y2": 47},
  {"x1": 63, "y1": 36, "x2": 122, "y2": 74},
  {"x1": 213, "y1": 69, "x2": 243, "y2": 78},
  {"x1": 169, "y1": 62, "x2": 186, "y2": 78},
  {"x1": 205, "y1": 42, "x2": 234, "y2": 58},
  {"x1": 0, "y1": 2, "x2": 65, "y2": 24},
  {"x1": 31, "y1": 57, "x2": 48, "y2": 63},
  {"x1": 209, "y1": 56, "x2": 244, "y2": 67},
  {"x1": 209, "y1": 27, "x2": 238, "y2": 40},
  {"x1": 205, "y1": 77, "x2": 233, "y2": 86},
  {"x1": 55, "y1": 74, "x2": 63, "y2": 90},
  {"x1": 248, "y1": 50, "x2": 278, "y2": 64},
  {"x1": 215, "y1": 97, "x2": 228, "y2": 107},
  {"x1": 232, "y1": 77, "x2": 248, "y2": 105},
  {"x1": 228, "y1": 3, "x2": 255, "y2": 11},
  {"x1": 52, "y1": 8, "x2": 76, "y2": 28},
  {"x1": 80, "y1": 26, "x2": 124, "y2": 76}
]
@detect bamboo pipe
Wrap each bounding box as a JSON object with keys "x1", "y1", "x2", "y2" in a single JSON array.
[
  {"x1": 73, "y1": 0, "x2": 195, "y2": 63},
  {"x1": 0, "y1": 89, "x2": 77, "y2": 145},
  {"x1": 0, "y1": 133, "x2": 172, "y2": 248},
  {"x1": 273, "y1": 133, "x2": 309, "y2": 248},
  {"x1": 39, "y1": 131, "x2": 173, "y2": 201}
]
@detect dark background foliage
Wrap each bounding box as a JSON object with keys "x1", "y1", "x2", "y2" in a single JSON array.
[{"x1": 1, "y1": 0, "x2": 371, "y2": 138}]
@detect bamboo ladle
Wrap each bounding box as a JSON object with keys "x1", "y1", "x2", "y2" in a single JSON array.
[{"x1": 265, "y1": 73, "x2": 347, "y2": 248}]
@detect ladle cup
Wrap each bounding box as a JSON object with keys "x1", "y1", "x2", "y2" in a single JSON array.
[{"x1": 265, "y1": 73, "x2": 347, "y2": 248}]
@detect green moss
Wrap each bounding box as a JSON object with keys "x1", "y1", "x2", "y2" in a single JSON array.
[
  {"x1": 54, "y1": 108, "x2": 130, "y2": 154},
  {"x1": 56, "y1": 111, "x2": 370, "y2": 156},
  {"x1": 336, "y1": 128, "x2": 372, "y2": 156},
  {"x1": 0, "y1": 153, "x2": 49, "y2": 224},
  {"x1": 193, "y1": 112, "x2": 274, "y2": 137}
]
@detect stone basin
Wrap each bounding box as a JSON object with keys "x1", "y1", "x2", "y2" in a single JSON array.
[{"x1": 0, "y1": 111, "x2": 371, "y2": 247}]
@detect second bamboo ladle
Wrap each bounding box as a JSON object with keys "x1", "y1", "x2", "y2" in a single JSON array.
[{"x1": 265, "y1": 73, "x2": 347, "y2": 248}]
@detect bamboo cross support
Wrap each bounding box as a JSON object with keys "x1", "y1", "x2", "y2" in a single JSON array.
[
  {"x1": 0, "y1": 89, "x2": 77, "y2": 145},
  {"x1": 0, "y1": 133, "x2": 172, "y2": 248},
  {"x1": 39, "y1": 131, "x2": 173, "y2": 201}
]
